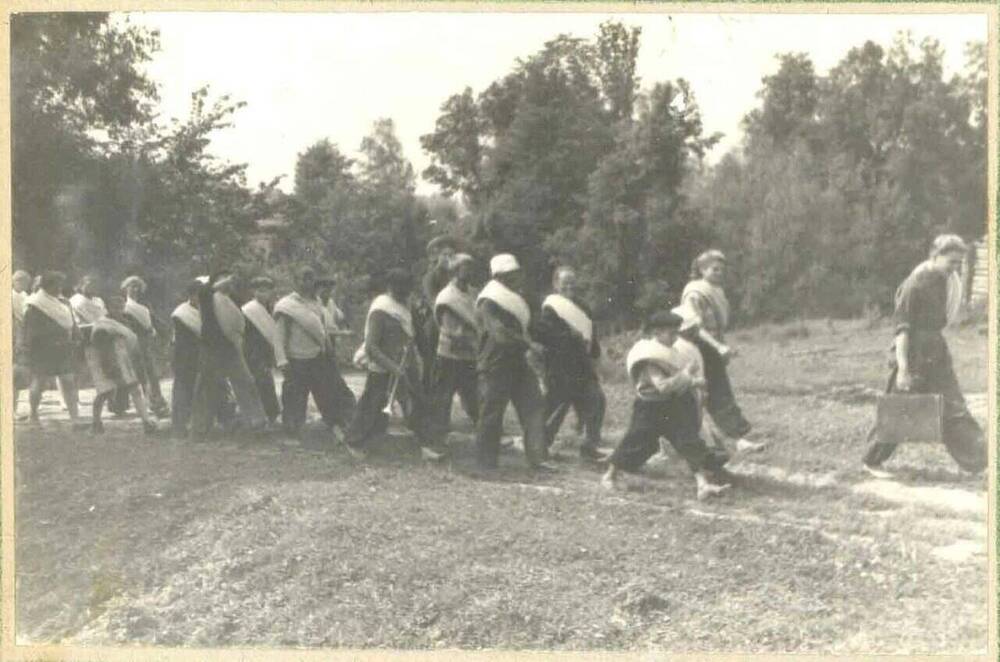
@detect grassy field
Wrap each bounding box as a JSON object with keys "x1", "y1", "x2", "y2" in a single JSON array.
[{"x1": 12, "y1": 318, "x2": 990, "y2": 653}]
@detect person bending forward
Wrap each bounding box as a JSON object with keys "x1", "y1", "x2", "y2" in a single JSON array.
[{"x1": 602, "y1": 311, "x2": 731, "y2": 500}]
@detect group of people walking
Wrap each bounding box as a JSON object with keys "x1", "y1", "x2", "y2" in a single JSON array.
[{"x1": 11, "y1": 232, "x2": 986, "y2": 499}]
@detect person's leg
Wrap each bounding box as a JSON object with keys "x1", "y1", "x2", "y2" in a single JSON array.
[
  {"x1": 254, "y1": 366, "x2": 281, "y2": 424},
  {"x1": 57, "y1": 373, "x2": 80, "y2": 424},
  {"x1": 129, "y1": 383, "x2": 156, "y2": 432},
  {"x1": 510, "y1": 362, "x2": 549, "y2": 468},
  {"x1": 427, "y1": 356, "x2": 463, "y2": 447},
  {"x1": 697, "y1": 338, "x2": 752, "y2": 439},
  {"x1": 311, "y1": 357, "x2": 355, "y2": 431},
  {"x1": 658, "y1": 392, "x2": 731, "y2": 499},
  {"x1": 91, "y1": 391, "x2": 110, "y2": 433},
  {"x1": 28, "y1": 374, "x2": 44, "y2": 422},
  {"x1": 190, "y1": 352, "x2": 223, "y2": 439},
  {"x1": 399, "y1": 368, "x2": 435, "y2": 452},
  {"x1": 661, "y1": 392, "x2": 720, "y2": 474},
  {"x1": 863, "y1": 368, "x2": 900, "y2": 470},
  {"x1": 575, "y1": 376, "x2": 607, "y2": 454},
  {"x1": 475, "y1": 366, "x2": 512, "y2": 470},
  {"x1": 223, "y1": 349, "x2": 267, "y2": 429},
  {"x1": 542, "y1": 376, "x2": 571, "y2": 451},
  {"x1": 328, "y1": 358, "x2": 358, "y2": 430},
  {"x1": 931, "y1": 350, "x2": 986, "y2": 473},
  {"x1": 281, "y1": 359, "x2": 310, "y2": 436},
  {"x1": 171, "y1": 369, "x2": 196, "y2": 435},
  {"x1": 455, "y1": 359, "x2": 480, "y2": 424},
  {"x1": 142, "y1": 346, "x2": 168, "y2": 416},
  {"x1": 607, "y1": 400, "x2": 663, "y2": 473},
  {"x1": 344, "y1": 372, "x2": 391, "y2": 449},
  {"x1": 109, "y1": 387, "x2": 129, "y2": 416}
]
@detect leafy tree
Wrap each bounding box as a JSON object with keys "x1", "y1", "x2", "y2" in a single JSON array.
[{"x1": 11, "y1": 13, "x2": 159, "y2": 271}]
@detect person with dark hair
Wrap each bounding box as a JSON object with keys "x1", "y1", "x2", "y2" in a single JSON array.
[
  {"x1": 242, "y1": 276, "x2": 284, "y2": 427},
  {"x1": 170, "y1": 278, "x2": 206, "y2": 436},
  {"x1": 681, "y1": 250, "x2": 763, "y2": 453},
  {"x1": 274, "y1": 267, "x2": 353, "y2": 441},
  {"x1": 345, "y1": 268, "x2": 437, "y2": 460},
  {"x1": 120, "y1": 275, "x2": 170, "y2": 419},
  {"x1": 602, "y1": 310, "x2": 731, "y2": 500},
  {"x1": 862, "y1": 234, "x2": 987, "y2": 477},
  {"x1": 83, "y1": 295, "x2": 156, "y2": 435},
  {"x1": 189, "y1": 272, "x2": 268, "y2": 440},
  {"x1": 535, "y1": 266, "x2": 608, "y2": 462},
  {"x1": 426, "y1": 253, "x2": 480, "y2": 450},
  {"x1": 474, "y1": 254, "x2": 554, "y2": 473},
  {"x1": 69, "y1": 275, "x2": 107, "y2": 325},
  {"x1": 23, "y1": 271, "x2": 84, "y2": 428}
]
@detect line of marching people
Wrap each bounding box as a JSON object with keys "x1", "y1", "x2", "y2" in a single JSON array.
[{"x1": 12, "y1": 243, "x2": 769, "y2": 500}]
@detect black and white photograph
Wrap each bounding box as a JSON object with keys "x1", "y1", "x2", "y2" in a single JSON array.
[{"x1": 3, "y1": 4, "x2": 996, "y2": 658}]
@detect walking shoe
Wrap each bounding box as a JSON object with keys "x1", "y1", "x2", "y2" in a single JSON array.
[
  {"x1": 696, "y1": 480, "x2": 731, "y2": 501},
  {"x1": 143, "y1": 421, "x2": 158, "y2": 435},
  {"x1": 533, "y1": 461, "x2": 559, "y2": 474},
  {"x1": 579, "y1": 446, "x2": 609, "y2": 462},
  {"x1": 340, "y1": 439, "x2": 367, "y2": 460},
  {"x1": 862, "y1": 463, "x2": 893, "y2": 479},
  {"x1": 736, "y1": 438, "x2": 767, "y2": 453},
  {"x1": 421, "y1": 446, "x2": 446, "y2": 462},
  {"x1": 90, "y1": 420, "x2": 105, "y2": 435},
  {"x1": 600, "y1": 473, "x2": 620, "y2": 492}
]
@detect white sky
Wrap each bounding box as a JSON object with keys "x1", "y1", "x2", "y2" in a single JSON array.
[{"x1": 117, "y1": 11, "x2": 987, "y2": 196}]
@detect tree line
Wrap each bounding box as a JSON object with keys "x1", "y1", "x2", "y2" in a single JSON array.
[{"x1": 12, "y1": 14, "x2": 987, "y2": 327}]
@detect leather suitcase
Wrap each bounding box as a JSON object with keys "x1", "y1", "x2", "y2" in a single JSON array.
[{"x1": 875, "y1": 393, "x2": 943, "y2": 445}]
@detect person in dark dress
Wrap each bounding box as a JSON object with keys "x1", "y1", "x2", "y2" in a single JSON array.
[
  {"x1": 23, "y1": 271, "x2": 84, "y2": 428},
  {"x1": 535, "y1": 266, "x2": 608, "y2": 461},
  {"x1": 862, "y1": 234, "x2": 987, "y2": 476}
]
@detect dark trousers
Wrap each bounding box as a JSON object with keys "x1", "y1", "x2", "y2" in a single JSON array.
[
  {"x1": 428, "y1": 356, "x2": 479, "y2": 445},
  {"x1": 139, "y1": 345, "x2": 168, "y2": 414},
  {"x1": 694, "y1": 337, "x2": 751, "y2": 438},
  {"x1": 476, "y1": 359, "x2": 546, "y2": 469},
  {"x1": 345, "y1": 370, "x2": 429, "y2": 448},
  {"x1": 110, "y1": 387, "x2": 129, "y2": 415},
  {"x1": 281, "y1": 355, "x2": 356, "y2": 434},
  {"x1": 191, "y1": 345, "x2": 266, "y2": 436},
  {"x1": 171, "y1": 367, "x2": 197, "y2": 432},
  {"x1": 610, "y1": 394, "x2": 728, "y2": 475},
  {"x1": 248, "y1": 362, "x2": 281, "y2": 422},
  {"x1": 863, "y1": 349, "x2": 985, "y2": 473},
  {"x1": 544, "y1": 371, "x2": 606, "y2": 450}
]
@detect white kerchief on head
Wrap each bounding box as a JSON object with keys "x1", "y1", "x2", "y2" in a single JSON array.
[{"x1": 490, "y1": 253, "x2": 519, "y2": 276}]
